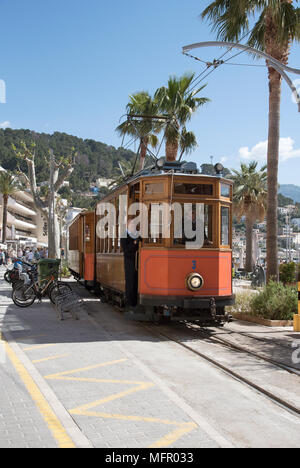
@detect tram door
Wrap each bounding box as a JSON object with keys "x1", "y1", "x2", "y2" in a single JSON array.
[
  {"x1": 78, "y1": 214, "x2": 84, "y2": 279},
  {"x1": 82, "y1": 212, "x2": 95, "y2": 283},
  {"x1": 128, "y1": 182, "x2": 141, "y2": 303}
]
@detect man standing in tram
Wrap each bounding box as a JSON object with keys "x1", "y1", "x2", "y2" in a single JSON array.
[{"x1": 121, "y1": 219, "x2": 141, "y2": 309}]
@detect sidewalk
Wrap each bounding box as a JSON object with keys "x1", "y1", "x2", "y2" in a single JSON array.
[{"x1": 0, "y1": 268, "x2": 219, "y2": 448}]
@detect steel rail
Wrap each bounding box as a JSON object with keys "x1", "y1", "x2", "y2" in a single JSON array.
[
  {"x1": 185, "y1": 323, "x2": 300, "y2": 376},
  {"x1": 143, "y1": 323, "x2": 300, "y2": 417}
]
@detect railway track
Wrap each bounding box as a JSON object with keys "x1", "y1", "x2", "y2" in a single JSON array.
[
  {"x1": 184, "y1": 322, "x2": 300, "y2": 376},
  {"x1": 142, "y1": 322, "x2": 300, "y2": 418}
]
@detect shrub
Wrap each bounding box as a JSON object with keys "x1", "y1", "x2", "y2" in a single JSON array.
[
  {"x1": 61, "y1": 265, "x2": 71, "y2": 278},
  {"x1": 226, "y1": 290, "x2": 257, "y2": 316},
  {"x1": 279, "y1": 262, "x2": 297, "y2": 284},
  {"x1": 249, "y1": 281, "x2": 297, "y2": 321}
]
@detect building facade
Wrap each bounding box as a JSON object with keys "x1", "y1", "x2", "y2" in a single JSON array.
[{"x1": 0, "y1": 190, "x2": 48, "y2": 248}]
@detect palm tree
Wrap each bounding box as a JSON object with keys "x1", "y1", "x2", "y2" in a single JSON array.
[
  {"x1": 179, "y1": 127, "x2": 198, "y2": 160},
  {"x1": 155, "y1": 73, "x2": 209, "y2": 162},
  {"x1": 231, "y1": 161, "x2": 267, "y2": 272},
  {"x1": 116, "y1": 92, "x2": 160, "y2": 170},
  {"x1": 0, "y1": 171, "x2": 20, "y2": 244},
  {"x1": 201, "y1": 0, "x2": 300, "y2": 281},
  {"x1": 109, "y1": 159, "x2": 137, "y2": 188}
]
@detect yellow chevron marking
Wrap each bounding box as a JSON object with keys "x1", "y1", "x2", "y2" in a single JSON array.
[
  {"x1": 33, "y1": 354, "x2": 70, "y2": 364},
  {"x1": 46, "y1": 358, "x2": 197, "y2": 447}
]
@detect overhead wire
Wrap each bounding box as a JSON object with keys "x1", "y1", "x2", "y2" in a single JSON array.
[
  {"x1": 185, "y1": 18, "x2": 268, "y2": 94},
  {"x1": 185, "y1": 12, "x2": 300, "y2": 94}
]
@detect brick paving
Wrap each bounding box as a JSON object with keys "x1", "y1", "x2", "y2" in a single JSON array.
[{"x1": 0, "y1": 267, "x2": 219, "y2": 448}]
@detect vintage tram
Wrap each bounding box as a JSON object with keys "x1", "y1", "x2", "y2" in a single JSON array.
[{"x1": 68, "y1": 160, "x2": 235, "y2": 324}]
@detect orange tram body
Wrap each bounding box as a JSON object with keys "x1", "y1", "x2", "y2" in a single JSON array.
[{"x1": 68, "y1": 162, "x2": 235, "y2": 324}]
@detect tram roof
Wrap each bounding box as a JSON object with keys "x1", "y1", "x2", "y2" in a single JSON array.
[{"x1": 105, "y1": 165, "x2": 233, "y2": 199}]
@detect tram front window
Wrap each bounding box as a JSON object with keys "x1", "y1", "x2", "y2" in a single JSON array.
[{"x1": 173, "y1": 204, "x2": 213, "y2": 248}]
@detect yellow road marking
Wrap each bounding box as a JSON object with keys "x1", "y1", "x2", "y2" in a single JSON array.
[
  {"x1": 70, "y1": 409, "x2": 197, "y2": 448},
  {"x1": 47, "y1": 359, "x2": 197, "y2": 448},
  {"x1": 44, "y1": 359, "x2": 127, "y2": 379},
  {"x1": 70, "y1": 381, "x2": 154, "y2": 411},
  {"x1": 2, "y1": 337, "x2": 75, "y2": 448},
  {"x1": 149, "y1": 423, "x2": 198, "y2": 448},
  {"x1": 33, "y1": 354, "x2": 70, "y2": 364},
  {"x1": 23, "y1": 343, "x2": 56, "y2": 352}
]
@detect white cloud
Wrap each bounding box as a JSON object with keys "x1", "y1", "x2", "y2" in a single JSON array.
[
  {"x1": 0, "y1": 121, "x2": 11, "y2": 129},
  {"x1": 239, "y1": 137, "x2": 300, "y2": 163}
]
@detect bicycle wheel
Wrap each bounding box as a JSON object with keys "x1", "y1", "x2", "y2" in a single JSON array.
[
  {"x1": 4, "y1": 271, "x2": 12, "y2": 283},
  {"x1": 48, "y1": 283, "x2": 72, "y2": 304},
  {"x1": 12, "y1": 284, "x2": 36, "y2": 308}
]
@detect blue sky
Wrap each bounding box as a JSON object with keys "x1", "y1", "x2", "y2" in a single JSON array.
[{"x1": 0, "y1": 0, "x2": 300, "y2": 184}]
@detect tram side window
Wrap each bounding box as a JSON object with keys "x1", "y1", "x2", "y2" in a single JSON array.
[
  {"x1": 145, "y1": 182, "x2": 165, "y2": 195},
  {"x1": 221, "y1": 206, "x2": 230, "y2": 245},
  {"x1": 144, "y1": 203, "x2": 165, "y2": 245},
  {"x1": 221, "y1": 183, "x2": 230, "y2": 198},
  {"x1": 174, "y1": 183, "x2": 213, "y2": 196},
  {"x1": 173, "y1": 204, "x2": 213, "y2": 248}
]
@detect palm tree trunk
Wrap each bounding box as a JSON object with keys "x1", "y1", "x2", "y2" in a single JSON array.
[
  {"x1": 266, "y1": 69, "x2": 282, "y2": 282},
  {"x1": 166, "y1": 140, "x2": 179, "y2": 162},
  {"x1": 245, "y1": 216, "x2": 254, "y2": 273},
  {"x1": 2, "y1": 194, "x2": 8, "y2": 244},
  {"x1": 139, "y1": 137, "x2": 148, "y2": 171}
]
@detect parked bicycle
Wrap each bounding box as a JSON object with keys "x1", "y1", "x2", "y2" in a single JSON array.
[
  {"x1": 12, "y1": 268, "x2": 72, "y2": 308},
  {"x1": 4, "y1": 260, "x2": 36, "y2": 286}
]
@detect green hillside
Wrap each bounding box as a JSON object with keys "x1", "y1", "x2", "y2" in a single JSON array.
[{"x1": 0, "y1": 128, "x2": 136, "y2": 208}]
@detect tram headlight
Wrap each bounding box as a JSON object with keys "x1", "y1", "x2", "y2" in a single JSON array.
[{"x1": 185, "y1": 273, "x2": 204, "y2": 291}]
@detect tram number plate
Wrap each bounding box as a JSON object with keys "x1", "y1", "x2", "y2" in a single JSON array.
[{"x1": 192, "y1": 261, "x2": 197, "y2": 270}]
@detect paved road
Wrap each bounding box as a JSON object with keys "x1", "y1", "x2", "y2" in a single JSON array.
[{"x1": 0, "y1": 268, "x2": 300, "y2": 448}]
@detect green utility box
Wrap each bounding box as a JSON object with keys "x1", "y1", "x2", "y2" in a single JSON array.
[{"x1": 38, "y1": 259, "x2": 61, "y2": 286}]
